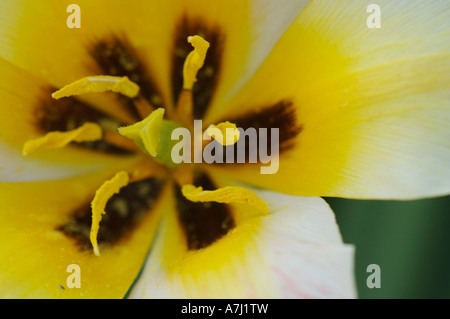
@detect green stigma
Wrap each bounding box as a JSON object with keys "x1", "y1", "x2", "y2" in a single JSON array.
[{"x1": 118, "y1": 108, "x2": 180, "y2": 168}]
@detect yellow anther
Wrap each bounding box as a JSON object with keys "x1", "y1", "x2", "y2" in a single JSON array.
[
  {"x1": 183, "y1": 35, "x2": 210, "y2": 90},
  {"x1": 90, "y1": 171, "x2": 130, "y2": 256},
  {"x1": 181, "y1": 184, "x2": 268, "y2": 213},
  {"x1": 118, "y1": 108, "x2": 165, "y2": 157},
  {"x1": 206, "y1": 121, "x2": 240, "y2": 146},
  {"x1": 52, "y1": 76, "x2": 140, "y2": 100},
  {"x1": 22, "y1": 122, "x2": 102, "y2": 156}
]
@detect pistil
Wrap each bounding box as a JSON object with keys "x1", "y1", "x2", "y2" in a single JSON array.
[{"x1": 118, "y1": 108, "x2": 165, "y2": 157}]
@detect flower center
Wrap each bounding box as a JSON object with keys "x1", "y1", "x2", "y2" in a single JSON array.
[{"x1": 22, "y1": 35, "x2": 268, "y2": 256}]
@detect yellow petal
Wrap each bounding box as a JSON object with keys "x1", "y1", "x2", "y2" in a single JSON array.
[
  {"x1": 0, "y1": 0, "x2": 311, "y2": 117},
  {"x1": 206, "y1": 0, "x2": 450, "y2": 200},
  {"x1": 0, "y1": 0, "x2": 175, "y2": 118},
  {"x1": 0, "y1": 58, "x2": 140, "y2": 182},
  {"x1": 0, "y1": 166, "x2": 167, "y2": 298},
  {"x1": 170, "y1": 0, "x2": 311, "y2": 114},
  {"x1": 130, "y1": 179, "x2": 355, "y2": 298}
]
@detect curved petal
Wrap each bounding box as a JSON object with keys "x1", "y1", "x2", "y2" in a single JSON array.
[
  {"x1": 206, "y1": 0, "x2": 450, "y2": 199},
  {"x1": 129, "y1": 182, "x2": 355, "y2": 299},
  {"x1": 0, "y1": 0, "x2": 310, "y2": 118},
  {"x1": 0, "y1": 168, "x2": 167, "y2": 298},
  {"x1": 0, "y1": 141, "x2": 141, "y2": 182},
  {"x1": 0, "y1": 58, "x2": 141, "y2": 182},
  {"x1": 174, "y1": 0, "x2": 311, "y2": 112},
  {"x1": 0, "y1": 0, "x2": 175, "y2": 117}
]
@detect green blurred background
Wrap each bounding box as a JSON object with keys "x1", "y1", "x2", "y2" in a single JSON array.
[{"x1": 326, "y1": 196, "x2": 450, "y2": 299}]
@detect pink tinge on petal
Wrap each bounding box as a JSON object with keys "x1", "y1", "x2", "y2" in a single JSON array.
[
  {"x1": 264, "y1": 236, "x2": 356, "y2": 299},
  {"x1": 129, "y1": 190, "x2": 356, "y2": 299}
]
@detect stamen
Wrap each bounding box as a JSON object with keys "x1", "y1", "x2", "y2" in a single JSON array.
[
  {"x1": 133, "y1": 96, "x2": 155, "y2": 119},
  {"x1": 128, "y1": 158, "x2": 164, "y2": 183},
  {"x1": 174, "y1": 89, "x2": 193, "y2": 127},
  {"x1": 172, "y1": 165, "x2": 194, "y2": 187},
  {"x1": 90, "y1": 171, "x2": 130, "y2": 256},
  {"x1": 22, "y1": 122, "x2": 102, "y2": 156},
  {"x1": 183, "y1": 35, "x2": 210, "y2": 90},
  {"x1": 175, "y1": 35, "x2": 209, "y2": 125},
  {"x1": 181, "y1": 184, "x2": 268, "y2": 213},
  {"x1": 206, "y1": 121, "x2": 240, "y2": 146},
  {"x1": 102, "y1": 131, "x2": 142, "y2": 153},
  {"x1": 52, "y1": 76, "x2": 140, "y2": 100},
  {"x1": 118, "y1": 108, "x2": 165, "y2": 157}
]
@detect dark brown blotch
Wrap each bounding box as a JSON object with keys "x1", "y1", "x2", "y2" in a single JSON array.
[
  {"x1": 35, "y1": 88, "x2": 132, "y2": 154},
  {"x1": 218, "y1": 100, "x2": 303, "y2": 163},
  {"x1": 58, "y1": 177, "x2": 165, "y2": 251},
  {"x1": 174, "y1": 172, "x2": 235, "y2": 250},
  {"x1": 172, "y1": 17, "x2": 225, "y2": 119},
  {"x1": 89, "y1": 36, "x2": 165, "y2": 119}
]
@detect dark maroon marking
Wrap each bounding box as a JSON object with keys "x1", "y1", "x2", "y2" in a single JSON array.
[
  {"x1": 89, "y1": 36, "x2": 165, "y2": 119},
  {"x1": 217, "y1": 100, "x2": 303, "y2": 163},
  {"x1": 171, "y1": 17, "x2": 225, "y2": 119},
  {"x1": 174, "y1": 172, "x2": 235, "y2": 250},
  {"x1": 35, "y1": 88, "x2": 132, "y2": 154},
  {"x1": 58, "y1": 177, "x2": 165, "y2": 251}
]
